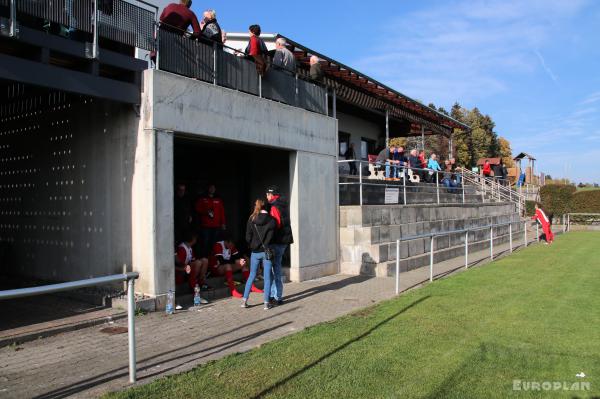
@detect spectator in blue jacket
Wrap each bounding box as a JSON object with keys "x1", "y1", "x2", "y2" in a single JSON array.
[{"x1": 427, "y1": 153, "x2": 442, "y2": 183}]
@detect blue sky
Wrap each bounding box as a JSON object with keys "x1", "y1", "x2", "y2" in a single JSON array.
[{"x1": 189, "y1": 0, "x2": 600, "y2": 183}]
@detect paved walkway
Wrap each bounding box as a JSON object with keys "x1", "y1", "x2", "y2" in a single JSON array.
[{"x1": 0, "y1": 236, "x2": 542, "y2": 399}]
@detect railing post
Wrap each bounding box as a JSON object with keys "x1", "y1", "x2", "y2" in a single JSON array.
[
  {"x1": 489, "y1": 227, "x2": 494, "y2": 260},
  {"x1": 295, "y1": 74, "x2": 299, "y2": 107},
  {"x1": 213, "y1": 42, "x2": 217, "y2": 85},
  {"x1": 429, "y1": 236, "x2": 434, "y2": 282},
  {"x1": 536, "y1": 223, "x2": 539, "y2": 242},
  {"x1": 436, "y1": 172, "x2": 440, "y2": 204},
  {"x1": 524, "y1": 221, "x2": 528, "y2": 247},
  {"x1": 359, "y1": 160, "x2": 363, "y2": 206},
  {"x1": 481, "y1": 177, "x2": 485, "y2": 203},
  {"x1": 402, "y1": 168, "x2": 407, "y2": 205},
  {"x1": 258, "y1": 74, "x2": 262, "y2": 98},
  {"x1": 92, "y1": 0, "x2": 99, "y2": 59},
  {"x1": 127, "y1": 278, "x2": 137, "y2": 383},
  {"x1": 154, "y1": 22, "x2": 160, "y2": 70},
  {"x1": 461, "y1": 171, "x2": 465, "y2": 203},
  {"x1": 509, "y1": 223, "x2": 513, "y2": 253},
  {"x1": 465, "y1": 231, "x2": 469, "y2": 269},
  {"x1": 395, "y1": 239, "x2": 400, "y2": 295},
  {"x1": 9, "y1": 0, "x2": 16, "y2": 37}
]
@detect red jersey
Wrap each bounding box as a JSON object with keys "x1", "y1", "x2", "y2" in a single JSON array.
[
  {"x1": 159, "y1": 3, "x2": 201, "y2": 35},
  {"x1": 209, "y1": 241, "x2": 239, "y2": 267},
  {"x1": 195, "y1": 196, "x2": 226, "y2": 228},
  {"x1": 176, "y1": 242, "x2": 195, "y2": 265},
  {"x1": 482, "y1": 163, "x2": 492, "y2": 176}
]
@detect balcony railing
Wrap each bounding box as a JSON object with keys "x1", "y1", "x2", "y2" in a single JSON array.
[
  {"x1": 1, "y1": 1, "x2": 328, "y2": 115},
  {"x1": 157, "y1": 27, "x2": 328, "y2": 115}
]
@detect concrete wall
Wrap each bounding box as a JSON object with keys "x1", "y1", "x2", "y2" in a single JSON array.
[
  {"x1": 137, "y1": 69, "x2": 338, "y2": 295},
  {"x1": 0, "y1": 92, "x2": 137, "y2": 283},
  {"x1": 337, "y1": 111, "x2": 383, "y2": 156}
]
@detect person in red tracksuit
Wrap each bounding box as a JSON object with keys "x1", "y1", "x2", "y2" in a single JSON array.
[
  {"x1": 209, "y1": 235, "x2": 256, "y2": 298},
  {"x1": 195, "y1": 183, "x2": 227, "y2": 256},
  {"x1": 532, "y1": 203, "x2": 554, "y2": 244}
]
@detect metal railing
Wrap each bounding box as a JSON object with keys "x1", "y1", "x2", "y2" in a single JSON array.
[
  {"x1": 0, "y1": 272, "x2": 140, "y2": 383},
  {"x1": 339, "y1": 159, "x2": 495, "y2": 206},
  {"x1": 566, "y1": 213, "x2": 600, "y2": 230},
  {"x1": 156, "y1": 25, "x2": 328, "y2": 115},
  {"x1": 459, "y1": 168, "x2": 526, "y2": 214},
  {"x1": 3, "y1": 0, "x2": 158, "y2": 51},
  {"x1": 394, "y1": 220, "x2": 536, "y2": 294}
]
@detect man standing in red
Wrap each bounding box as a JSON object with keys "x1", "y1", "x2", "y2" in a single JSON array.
[
  {"x1": 533, "y1": 203, "x2": 554, "y2": 244},
  {"x1": 159, "y1": 0, "x2": 201, "y2": 36},
  {"x1": 195, "y1": 183, "x2": 226, "y2": 256}
]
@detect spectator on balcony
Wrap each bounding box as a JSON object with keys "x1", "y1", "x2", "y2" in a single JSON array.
[
  {"x1": 408, "y1": 149, "x2": 423, "y2": 182},
  {"x1": 345, "y1": 143, "x2": 357, "y2": 175},
  {"x1": 273, "y1": 38, "x2": 296, "y2": 74},
  {"x1": 394, "y1": 146, "x2": 408, "y2": 180},
  {"x1": 376, "y1": 145, "x2": 396, "y2": 180},
  {"x1": 310, "y1": 56, "x2": 324, "y2": 82},
  {"x1": 419, "y1": 150, "x2": 427, "y2": 169},
  {"x1": 482, "y1": 159, "x2": 492, "y2": 178},
  {"x1": 160, "y1": 0, "x2": 201, "y2": 37},
  {"x1": 449, "y1": 158, "x2": 461, "y2": 185},
  {"x1": 200, "y1": 9, "x2": 223, "y2": 45},
  {"x1": 245, "y1": 24, "x2": 269, "y2": 76},
  {"x1": 427, "y1": 153, "x2": 442, "y2": 183},
  {"x1": 442, "y1": 161, "x2": 457, "y2": 193}
]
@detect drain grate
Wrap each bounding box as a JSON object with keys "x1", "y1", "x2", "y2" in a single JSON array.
[{"x1": 100, "y1": 326, "x2": 128, "y2": 335}]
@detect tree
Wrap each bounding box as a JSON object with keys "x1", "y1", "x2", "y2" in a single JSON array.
[{"x1": 498, "y1": 137, "x2": 514, "y2": 168}]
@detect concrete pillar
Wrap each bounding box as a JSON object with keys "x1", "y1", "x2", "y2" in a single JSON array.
[
  {"x1": 289, "y1": 151, "x2": 339, "y2": 281},
  {"x1": 131, "y1": 128, "x2": 174, "y2": 297}
]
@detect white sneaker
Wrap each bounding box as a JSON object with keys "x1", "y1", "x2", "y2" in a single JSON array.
[{"x1": 200, "y1": 297, "x2": 209, "y2": 304}]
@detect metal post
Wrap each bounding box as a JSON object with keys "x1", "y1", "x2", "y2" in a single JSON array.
[
  {"x1": 481, "y1": 178, "x2": 485, "y2": 203},
  {"x1": 448, "y1": 135, "x2": 453, "y2": 159},
  {"x1": 421, "y1": 126, "x2": 425, "y2": 151},
  {"x1": 489, "y1": 227, "x2": 494, "y2": 260},
  {"x1": 465, "y1": 231, "x2": 469, "y2": 269},
  {"x1": 154, "y1": 21, "x2": 160, "y2": 70},
  {"x1": 461, "y1": 171, "x2": 465, "y2": 204},
  {"x1": 436, "y1": 172, "x2": 440, "y2": 204},
  {"x1": 524, "y1": 221, "x2": 528, "y2": 247},
  {"x1": 402, "y1": 168, "x2": 407, "y2": 205},
  {"x1": 213, "y1": 43, "x2": 217, "y2": 85},
  {"x1": 359, "y1": 160, "x2": 363, "y2": 206},
  {"x1": 395, "y1": 239, "x2": 400, "y2": 295},
  {"x1": 127, "y1": 278, "x2": 137, "y2": 383},
  {"x1": 9, "y1": 0, "x2": 16, "y2": 37},
  {"x1": 536, "y1": 223, "x2": 539, "y2": 242},
  {"x1": 92, "y1": 0, "x2": 99, "y2": 59},
  {"x1": 385, "y1": 110, "x2": 390, "y2": 148},
  {"x1": 258, "y1": 75, "x2": 262, "y2": 98},
  {"x1": 324, "y1": 87, "x2": 328, "y2": 116},
  {"x1": 295, "y1": 74, "x2": 299, "y2": 106},
  {"x1": 332, "y1": 89, "x2": 337, "y2": 119},
  {"x1": 509, "y1": 223, "x2": 513, "y2": 253},
  {"x1": 429, "y1": 236, "x2": 434, "y2": 282}
]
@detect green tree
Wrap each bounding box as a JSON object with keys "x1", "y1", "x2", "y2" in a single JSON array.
[{"x1": 498, "y1": 137, "x2": 514, "y2": 168}]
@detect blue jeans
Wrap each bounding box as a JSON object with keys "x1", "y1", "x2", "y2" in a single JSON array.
[
  {"x1": 270, "y1": 244, "x2": 287, "y2": 300},
  {"x1": 385, "y1": 162, "x2": 398, "y2": 178},
  {"x1": 442, "y1": 178, "x2": 457, "y2": 193},
  {"x1": 243, "y1": 252, "x2": 272, "y2": 303}
]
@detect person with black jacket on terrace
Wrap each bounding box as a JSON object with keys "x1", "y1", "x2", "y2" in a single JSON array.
[
  {"x1": 242, "y1": 199, "x2": 277, "y2": 310},
  {"x1": 200, "y1": 9, "x2": 223, "y2": 45},
  {"x1": 159, "y1": 0, "x2": 201, "y2": 36}
]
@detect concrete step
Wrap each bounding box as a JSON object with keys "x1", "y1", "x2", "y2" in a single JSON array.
[
  {"x1": 341, "y1": 230, "x2": 522, "y2": 277},
  {"x1": 341, "y1": 213, "x2": 521, "y2": 246},
  {"x1": 341, "y1": 220, "x2": 522, "y2": 263}
]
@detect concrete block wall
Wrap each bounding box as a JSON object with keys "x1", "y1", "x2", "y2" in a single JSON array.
[{"x1": 340, "y1": 203, "x2": 522, "y2": 276}]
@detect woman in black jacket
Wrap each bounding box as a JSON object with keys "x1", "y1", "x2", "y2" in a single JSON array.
[{"x1": 242, "y1": 199, "x2": 277, "y2": 309}]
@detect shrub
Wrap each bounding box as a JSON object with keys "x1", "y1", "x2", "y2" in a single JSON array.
[
  {"x1": 524, "y1": 200, "x2": 536, "y2": 217},
  {"x1": 571, "y1": 190, "x2": 600, "y2": 213},
  {"x1": 539, "y1": 184, "x2": 576, "y2": 220}
]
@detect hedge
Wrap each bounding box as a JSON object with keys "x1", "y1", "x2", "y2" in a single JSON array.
[
  {"x1": 525, "y1": 200, "x2": 536, "y2": 217},
  {"x1": 571, "y1": 190, "x2": 600, "y2": 213},
  {"x1": 539, "y1": 184, "x2": 576, "y2": 220}
]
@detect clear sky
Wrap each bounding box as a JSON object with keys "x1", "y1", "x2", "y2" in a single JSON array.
[{"x1": 187, "y1": 0, "x2": 600, "y2": 183}]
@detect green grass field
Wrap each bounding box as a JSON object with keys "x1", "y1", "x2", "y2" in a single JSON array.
[
  {"x1": 577, "y1": 186, "x2": 600, "y2": 192},
  {"x1": 106, "y1": 232, "x2": 600, "y2": 399}
]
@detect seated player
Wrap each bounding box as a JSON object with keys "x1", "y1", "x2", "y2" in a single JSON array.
[
  {"x1": 209, "y1": 234, "x2": 260, "y2": 298},
  {"x1": 175, "y1": 231, "x2": 209, "y2": 303}
]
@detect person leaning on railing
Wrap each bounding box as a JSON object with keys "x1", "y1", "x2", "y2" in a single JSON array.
[
  {"x1": 426, "y1": 153, "x2": 442, "y2": 183},
  {"x1": 200, "y1": 9, "x2": 223, "y2": 46},
  {"x1": 273, "y1": 38, "x2": 297, "y2": 74},
  {"x1": 159, "y1": 0, "x2": 201, "y2": 37},
  {"x1": 310, "y1": 56, "x2": 324, "y2": 82},
  {"x1": 245, "y1": 24, "x2": 269, "y2": 76}
]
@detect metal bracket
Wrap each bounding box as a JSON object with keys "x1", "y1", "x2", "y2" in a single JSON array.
[{"x1": 0, "y1": 17, "x2": 18, "y2": 38}]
